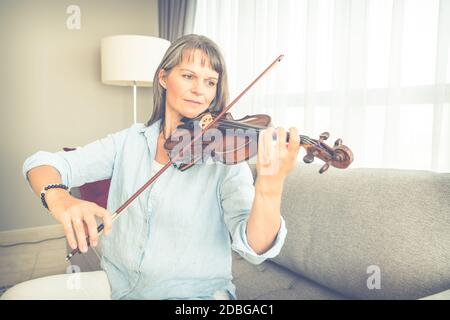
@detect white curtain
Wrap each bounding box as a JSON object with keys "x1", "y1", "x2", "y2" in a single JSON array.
[{"x1": 194, "y1": 0, "x2": 450, "y2": 172}]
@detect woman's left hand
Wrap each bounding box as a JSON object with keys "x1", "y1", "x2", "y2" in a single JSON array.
[{"x1": 255, "y1": 127, "x2": 301, "y2": 195}]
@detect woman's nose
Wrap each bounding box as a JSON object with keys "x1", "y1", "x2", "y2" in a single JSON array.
[{"x1": 191, "y1": 79, "x2": 205, "y2": 95}]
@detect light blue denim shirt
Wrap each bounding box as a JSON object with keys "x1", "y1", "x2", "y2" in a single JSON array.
[{"x1": 23, "y1": 120, "x2": 287, "y2": 299}]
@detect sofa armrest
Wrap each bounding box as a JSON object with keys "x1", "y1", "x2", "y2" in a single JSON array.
[{"x1": 419, "y1": 289, "x2": 450, "y2": 300}]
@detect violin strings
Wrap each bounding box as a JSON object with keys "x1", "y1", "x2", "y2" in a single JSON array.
[
  {"x1": 216, "y1": 119, "x2": 322, "y2": 147},
  {"x1": 197, "y1": 118, "x2": 338, "y2": 166}
]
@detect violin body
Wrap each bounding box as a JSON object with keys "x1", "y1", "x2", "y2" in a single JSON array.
[
  {"x1": 163, "y1": 112, "x2": 268, "y2": 170},
  {"x1": 164, "y1": 111, "x2": 354, "y2": 174}
]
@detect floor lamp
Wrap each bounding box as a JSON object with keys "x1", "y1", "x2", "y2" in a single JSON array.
[{"x1": 101, "y1": 35, "x2": 170, "y2": 124}]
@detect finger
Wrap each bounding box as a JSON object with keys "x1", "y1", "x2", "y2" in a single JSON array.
[
  {"x1": 72, "y1": 215, "x2": 88, "y2": 253},
  {"x1": 276, "y1": 127, "x2": 287, "y2": 153},
  {"x1": 288, "y1": 127, "x2": 300, "y2": 153},
  {"x1": 83, "y1": 213, "x2": 99, "y2": 247},
  {"x1": 62, "y1": 215, "x2": 77, "y2": 250},
  {"x1": 264, "y1": 127, "x2": 274, "y2": 161},
  {"x1": 93, "y1": 206, "x2": 113, "y2": 236},
  {"x1": 257, "y1": 129, "x2": 269, "y2": 165}
]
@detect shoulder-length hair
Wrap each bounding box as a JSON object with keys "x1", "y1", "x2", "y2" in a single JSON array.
[{"x1": 145, "y1": 34, "x2": 229, "y2": 129}]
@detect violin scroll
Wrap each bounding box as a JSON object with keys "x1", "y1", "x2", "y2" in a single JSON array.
[{"x1": 303, "y1": 132, "x2": 354, "y2": 174}]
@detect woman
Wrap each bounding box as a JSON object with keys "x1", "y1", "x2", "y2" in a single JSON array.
[{"x1": 3, "y1": 34, "x2": 299, "y2": 300}]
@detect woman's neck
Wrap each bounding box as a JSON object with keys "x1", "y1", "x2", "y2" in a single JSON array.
[{"x1": 162, "y1": 107, "x2": 182, "y2": 139}]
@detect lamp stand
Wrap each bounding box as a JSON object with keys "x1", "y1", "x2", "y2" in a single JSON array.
[{"x1": 133, "y1": 81, "x2": 137, "y2": 124}]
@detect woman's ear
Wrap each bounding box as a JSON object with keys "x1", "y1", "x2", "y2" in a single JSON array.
[{"x1": 158, "y1": 69, "x2": 167, "y2": 89}]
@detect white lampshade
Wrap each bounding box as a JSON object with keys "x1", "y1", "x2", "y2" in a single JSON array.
[{"x1": 101, "y1": 35, "x2": 170, "y2": 87}]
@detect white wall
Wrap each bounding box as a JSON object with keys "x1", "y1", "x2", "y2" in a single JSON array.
[{"x1": 0, "y1": 0, "x2": 159, "y2": 231}]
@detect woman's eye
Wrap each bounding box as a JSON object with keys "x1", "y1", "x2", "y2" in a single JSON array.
[
  {"x1": 182, "y1": 74, "x2": 193, "y2": 80},
  {"x1": 207, "y1": 81, "x2": 217, "y2": 87}
]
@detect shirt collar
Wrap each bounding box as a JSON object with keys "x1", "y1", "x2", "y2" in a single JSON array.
[{"x1": 139, "y1": 119, "x2": 162, "y2": 156}]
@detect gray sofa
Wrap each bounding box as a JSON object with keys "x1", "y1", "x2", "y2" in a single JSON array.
[{"x1": 70, "y1": 163, "x2": 450, "y2": 299}]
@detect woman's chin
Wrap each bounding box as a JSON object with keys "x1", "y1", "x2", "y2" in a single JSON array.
[{"x1": 181, "y1": 107, "x2": 208, "y2": 119}]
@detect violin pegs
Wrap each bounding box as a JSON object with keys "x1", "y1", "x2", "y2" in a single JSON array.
[
  {"x1": 320, "y1": 132, "x2": 330, "y2": 141},
  {"x1": 334, "y1": 138, "x2": 343, "y2": 147},
  {"x1": 319, "y1": 162, "x2": 330, "y2": 174},
  {"x1": 303, "y1": 154, "x2": 315, "y2": 164}
]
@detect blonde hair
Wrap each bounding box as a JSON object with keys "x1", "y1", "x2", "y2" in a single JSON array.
[{"x1": 145, "y1": 34, "x2": 229, "y2": 129}]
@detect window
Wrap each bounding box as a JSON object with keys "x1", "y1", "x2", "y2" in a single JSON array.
[{"x1": 194, "y1": 0, "x2": 450, "y2": 172}]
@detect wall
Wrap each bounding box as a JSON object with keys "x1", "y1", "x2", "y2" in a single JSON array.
[{"x1": 0, "y1": 0, "x2": 159, "y2": 231}]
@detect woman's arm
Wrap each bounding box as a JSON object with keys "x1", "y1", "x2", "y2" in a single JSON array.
[
  {"x1": 246, "y1": 183, "x2": 283, "y2": 255},
  {"x1": 247, "y1": 127, "x2": 300, "y2": 254},
  {"x1": 27, "y1": 165, "x2": 67, "y2": 201},
  {"x1": 23, "y1": 127, "x2": 130, "y2": 252},
  {"x1": 26, "y1": 165, "x2": 112, "y2": 253},
  {"x1": 23, "y1": 126, "x2": 133, "y2": 250}
]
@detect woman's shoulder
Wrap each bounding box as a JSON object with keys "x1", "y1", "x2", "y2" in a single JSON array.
[
  {"x1": 103, "y1": 123, "x2": 145, "y2": 137},
  {"x1": 113, "y1": 122, "x2": 160, "y2": 139},
  {"x1": 129, "y1": 122, "x2": 150, "y2": 133}
]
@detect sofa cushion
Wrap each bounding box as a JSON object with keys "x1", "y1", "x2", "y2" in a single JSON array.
[
  {"x1": 232, "y1": 252, "x2": 346, "y2": 300},
  {"x1": 270, "y1": 163, "x2": 450, "y2": 299}
]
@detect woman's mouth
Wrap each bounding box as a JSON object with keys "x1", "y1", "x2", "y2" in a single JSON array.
[{"x1": 184, "y1": 99, "x2": 202, "y2": 106}]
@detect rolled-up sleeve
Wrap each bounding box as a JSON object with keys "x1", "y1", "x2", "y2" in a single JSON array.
[
  {"x1": 219, "y1": 162, "x2": 287, "y2": 265},
  {"x1": 23, "y1": 127, "x2": 130, "y2": 189}
]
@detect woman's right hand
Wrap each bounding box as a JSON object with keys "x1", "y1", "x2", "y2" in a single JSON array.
[{"x1": 45, "y1": 189, "x2": 113, "y2": 253}]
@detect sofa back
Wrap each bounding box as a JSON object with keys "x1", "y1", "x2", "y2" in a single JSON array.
[{"x1": 268, "y1": 163, "x2": 450, "y2": 299}]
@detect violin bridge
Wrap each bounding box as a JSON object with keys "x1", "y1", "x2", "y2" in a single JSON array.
[{"x1": 199, "y1": 113, "x2": 213, "y2": 129}]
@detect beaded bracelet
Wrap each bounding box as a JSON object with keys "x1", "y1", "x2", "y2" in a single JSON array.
[{"x1": 40, "y1": 184, "x2": 69, "y2": 210}]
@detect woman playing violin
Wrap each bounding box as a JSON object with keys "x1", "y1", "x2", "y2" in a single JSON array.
[{"x1": 3, "y1": 34, "x2": 300, "y2": 300}]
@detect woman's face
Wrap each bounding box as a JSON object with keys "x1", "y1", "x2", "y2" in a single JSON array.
[{"x1": 159, "y1": 49, "x2": 219, "y2": 120}]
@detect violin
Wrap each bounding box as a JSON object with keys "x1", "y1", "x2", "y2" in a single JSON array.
[
  {"x1": 164, "y1": 111, "x2": 353, "y2": 174},
  {"x1": 65, "y1": 54, "x2": 353, "y2": 261}
]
